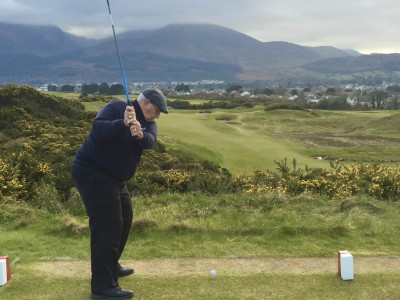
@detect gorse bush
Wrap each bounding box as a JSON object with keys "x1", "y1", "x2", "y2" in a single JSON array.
[
  {"x1": 240, "y1": 158, "x2": 400, "y2": 201},
  {"x1": 0, "y1": 151, "x2": 55, "y2": 202},
  {"x1": 0, "y1": 154, "x2": 27, "y2": 202},
  {"x1": 0, "y1": 85, "x2": 90, "y2": 205},
  {"x1": 69, "y1": 155, "x2": 400, "y2": 202}
]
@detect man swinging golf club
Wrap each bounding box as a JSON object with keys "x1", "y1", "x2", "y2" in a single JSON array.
[
  {"x1": 72, "y1": 1, "x2": 169, "y2": 296},
  {"x1": 72, "y1": 87, "x2": 168, "y2": 299}
]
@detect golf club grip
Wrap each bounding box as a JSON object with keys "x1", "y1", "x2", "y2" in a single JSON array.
[{"x1": 129, "y1": 107, "x2": 140, "y2": 139}]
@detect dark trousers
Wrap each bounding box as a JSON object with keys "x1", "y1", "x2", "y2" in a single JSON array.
[{"x1": 72, "y1": 163, "x2": 133, "y2": 293}]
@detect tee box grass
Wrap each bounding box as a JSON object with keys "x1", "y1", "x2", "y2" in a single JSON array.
[{"x1": 1, "y1": 194, "x2": 400, "y2": 299}]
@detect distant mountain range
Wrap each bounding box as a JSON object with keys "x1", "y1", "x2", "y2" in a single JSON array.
[{"x1": 1, "y1": 22, "x2": 399, "y2": 85}]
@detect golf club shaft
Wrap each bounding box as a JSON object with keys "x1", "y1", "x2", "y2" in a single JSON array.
[
  {"x1": 106, "y1": 0, "x2": 130, "y2": 104},
  {"x1": 106, "y1": 1, "x2": 144, "y2": 139}
]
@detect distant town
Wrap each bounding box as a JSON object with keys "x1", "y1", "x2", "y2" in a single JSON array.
[{"x1": 31, "y1": 79, "x2": 400, "y2": 110}]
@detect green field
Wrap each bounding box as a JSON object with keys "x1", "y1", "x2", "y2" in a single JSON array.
[
  {"x1": 44, "y1": 91, "x2": 83, "y2": 99},
  {"x1": 156, "y1": 107, "x2": 400, "y2": 172}
]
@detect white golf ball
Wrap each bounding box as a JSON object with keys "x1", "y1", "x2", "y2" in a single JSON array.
[{"x1": 210, "y1": 269, "x2": 217, "y2": 277}]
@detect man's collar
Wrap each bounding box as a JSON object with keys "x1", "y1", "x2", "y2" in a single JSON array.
[{"x1": 132, "y1": 99, "x2": 145, "y2": 121}]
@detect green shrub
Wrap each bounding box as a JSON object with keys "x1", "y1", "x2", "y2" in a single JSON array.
[
  {"x1": 264, "y1": 102, "x2": 304, "y2": 111},
  {"x1": 31, "y1": 180, "x2": 64, "y2": 213},
  {"x1": 64, "y1": 187, "x2": 86, "y2": 215}
]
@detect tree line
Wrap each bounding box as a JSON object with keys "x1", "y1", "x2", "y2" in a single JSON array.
[{"x1": 48, "y1": 83, "x2": 126, "y2": 95}]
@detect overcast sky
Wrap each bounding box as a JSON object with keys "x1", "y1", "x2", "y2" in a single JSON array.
[{"x1": 1, "y1": 0, "x2": 398, "y2": 54}]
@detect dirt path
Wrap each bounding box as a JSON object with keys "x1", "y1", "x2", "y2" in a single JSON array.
[{"x1": 31, "y1": 256, "x2": 400, "y2": 278}]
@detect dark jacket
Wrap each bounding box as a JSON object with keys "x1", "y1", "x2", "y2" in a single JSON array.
[{"x1": 74, "y1": 99, "x2": 157, "y2": 181}]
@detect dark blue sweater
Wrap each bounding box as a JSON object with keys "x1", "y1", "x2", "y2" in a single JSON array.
[{"x1": 74, "y1": 99, "x2": 157, "y2": 181}]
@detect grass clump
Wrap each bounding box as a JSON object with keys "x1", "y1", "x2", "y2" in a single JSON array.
[
  {"x1": 57, "y1": 215, "x2": 88, "y2": 234},
  {"x1": 132, "y1": 217, "x2": 158, "y2": 232},
  {"x1": 0, "y1": 203, "x2": 37, "y2": 229}
]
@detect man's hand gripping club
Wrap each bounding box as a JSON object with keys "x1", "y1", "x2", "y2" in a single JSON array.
[{"x1": 124, "y1": 106, "x2": 144, "y2": 139}]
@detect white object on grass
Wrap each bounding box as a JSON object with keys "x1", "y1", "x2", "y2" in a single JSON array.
[
  {"x1": 338, "y1": 250, "x2": 354, "y2": 280},
  {"x1": 0, "y1": 259, "x2": 7, "y2": 286},
  {"x1": 210, "y1": 269, "x2": 217, "y2": 277}
]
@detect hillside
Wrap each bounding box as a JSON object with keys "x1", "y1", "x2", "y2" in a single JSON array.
[
  {"x1": 0, "y1": 23, "x2": 97, "y2": 56},
  {"x1": 0, "y1": 22, "x2": 362, "y2": 84},
  {"x1": 303, "y1": 53, "x2": 400, "y2": 74},
  {"x1": 112, "y1": 24, "x2": 341, "y2": 70}
]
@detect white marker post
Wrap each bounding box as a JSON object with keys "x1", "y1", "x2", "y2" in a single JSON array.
[
  {"x1": 0, "y1": 256, "x2": 11, "y2": 286},
  {"x1": 337, "y1": 250, "x2": 354, "y2": 280}
]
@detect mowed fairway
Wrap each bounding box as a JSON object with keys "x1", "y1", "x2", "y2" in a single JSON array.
[{"x1": 158, "y1": 108, "x2": 330, "y2": 172}]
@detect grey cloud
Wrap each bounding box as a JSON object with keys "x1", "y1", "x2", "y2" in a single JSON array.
[{"x1": 1, "y1": 0, "x2": 400, "y2": 53}]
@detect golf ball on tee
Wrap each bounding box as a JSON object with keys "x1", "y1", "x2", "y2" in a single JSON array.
[{"x1": 210, "y1": 269, "x2": 217, "y2": 277}]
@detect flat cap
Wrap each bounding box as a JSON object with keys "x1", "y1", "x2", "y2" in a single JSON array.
[{"x1": 142, "y1": 87, "x2": 168, "y2": 114}]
